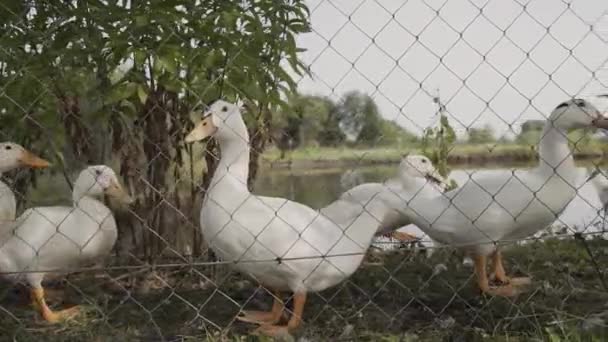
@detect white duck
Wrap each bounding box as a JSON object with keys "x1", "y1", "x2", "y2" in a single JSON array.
[
  {"x1": 0, "y1": 142, "x2": 50, "y2": 225},
  {"x1": 185, "y1": 100, "x2": 386, "y2": 337},
  {"x1": 588, "y1": 168, "x2": 608, "y2": 213},
  {"x1": 387, "y1": 96, "x2": 608, "y2": 296},
  {"x1": 319, "y1": 154, "x2": 448, "y2": 252},
  {"x1": 0, "y1": 165, "x2": 133, "y2": 323}
]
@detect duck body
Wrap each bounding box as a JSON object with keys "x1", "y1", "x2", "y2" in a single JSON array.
[
  {"x1": 320, "y1": 155, "x2": 447, "y2": 236},
  {"x1": 319, "y1": 181, "x2": 403, "y2": 229},
  {"x1": 410, "y1": 164, "x2": 578, "y2": 255},
  {"x1": 0, "y1": 180, "x2": 16, "y2": 224},
  {"x1": 0, "y1": 197, "x2": 118, "y2": 285},
  {"x1": 590, "y1": 169, "x2": 608, "y2": 209},
  {"x1": 0, "y1": 165, "x2": 132, "y2": 323},
  {"x1": 201, "y1": 126, "x2": 374, "y2": 293},
  {"x1": 203, "y1": 181, "x2": 370, "y2": 292}
]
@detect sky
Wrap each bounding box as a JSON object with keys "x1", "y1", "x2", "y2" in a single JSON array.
[{"x1": 291, "y1": 0, "x2": 608, "y2": 138}]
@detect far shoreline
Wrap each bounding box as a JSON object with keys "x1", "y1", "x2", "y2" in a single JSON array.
[{"x1": 261, "y1": 144, "x2": 607, "y2": 170}]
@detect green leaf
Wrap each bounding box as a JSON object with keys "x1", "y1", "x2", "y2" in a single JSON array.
[
  {"x1": 120, "y1": 99, "x2": 137, "y2": 115},
  {"x1": 109, "y1": 67, "x2": 126, "y2": 85},
  {"x1": 242, "y1": 80, "x2": 263, "y2": 100},
  {"x1": 134, "y1": 49, "x2": 147, "y2": 66},
  {"x1": 135, "y1": 15, "x2": 148, "y2": 27},
  {"x1": 106, "y1": 82, "x2": 138, "y2": 105},
  {"x1": 158, "y1": 73, "x2": 182, "y2": 92},
  {"x1": 137, "y1": 84, "x2": 148, "y2": 104},
  {"x1": 158, "y1": 55, "x2": 177, "y2": 74}
]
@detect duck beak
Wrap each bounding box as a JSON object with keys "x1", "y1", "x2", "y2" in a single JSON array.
[
  {"x1": 425, "y1": 170, "x2": 450, "y2": 191},
  {"x1": 592, "y1": 115, "x2": 608, "y2": 130},
  {"x1": 19, "y1": 150, "x2": 51, "y2": 169},
  {"x1": 587, "y1": 168, "x2": 602, "y2": 182},
  {"x1": 185, "y1": 114, "x2": 217, "y2": 143},
  {"x1": 105, "y1": 180, "x2": 134, "y2": 204}
]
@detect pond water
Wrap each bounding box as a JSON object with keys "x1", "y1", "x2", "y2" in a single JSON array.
[{"x1": 254, "y1": 163, "x2": 608, "y2": 238}]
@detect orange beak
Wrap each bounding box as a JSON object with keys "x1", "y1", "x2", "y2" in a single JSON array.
[
  {"x1": 592, "y1": 116, "x2": 608, "y2": 130},
  {"x1": 104, "y1": 180, "x2": 134, "y2": 204},
  {"x1": 185, "y1": 115, "x2": 217, "y2": 143},
  {"x1": 19, "y1": 150, "x2": 50, "y2": 169}
]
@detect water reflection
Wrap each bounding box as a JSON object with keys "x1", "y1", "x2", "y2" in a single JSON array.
[{"x1": 254, "y1": 164, "x2": 607, "y2": 235}]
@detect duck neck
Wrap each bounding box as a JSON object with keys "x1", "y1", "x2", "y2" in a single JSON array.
[
  {"x1": 72, "y1": 187, "x2": 89, "y2": 203},
  {"x1": 211, "y1": 130, "x2": 250, "y2": 190},
  {"x1": 0, "y1": 164, "x2": 16, "y2": 174},
  {"x1": 537, "y1": 123, "x2": 576, "y2": 179},
  {"x1": 398, "y1": 173, "x2": 424, "y2": 195}
]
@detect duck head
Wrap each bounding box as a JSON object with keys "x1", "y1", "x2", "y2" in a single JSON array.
[
  {"x1": 73, "y1": 165, "x2": 133, "y2": 204},
  {"x1": 185, "y1": 100, "x2": 247, "y2": 143},
  {"x1": 549, "y1": 96, "x2": 608, "y2": 130},
  {"x1": 0, "y1": 142, "x2": 50, "y2": 173},
  {"x1": 589, "y1": 95, "x2": 608, "y2": 130},
  {"x1": 398, "y1": 154, "x2": 449, "y2": 190}
]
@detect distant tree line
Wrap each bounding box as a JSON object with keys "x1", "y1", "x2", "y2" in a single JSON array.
[
  {"x1": 271, "y1": 90, "x2": 419, "y2": 155},
  {"x1": 271, "y1": 91, "x2": 599, "y2": 158}
]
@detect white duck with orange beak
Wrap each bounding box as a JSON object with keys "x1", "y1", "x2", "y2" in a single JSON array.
[
  {"x1": 185, "y1": 100, "x2": 388, "y2": 337},
  {"x1": 0, "y1": 142, "x2": 50, "y2": 225}
]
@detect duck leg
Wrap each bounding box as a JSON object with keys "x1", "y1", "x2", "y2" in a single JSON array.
[
  {"x1": 491, "y1": 250, "x2": 531, "y2": 286},
  {"x1": 31, "y1": 287, "x2": 80, "y2": 323},
  {"x1": 237, "y1": 291, "x2": 284, "y2": 325},
  {"x1": 253, "y1": 292, "x2": 306, "y2": 337},
  {"x1": 473, "y1": 255, "x2": 518, "y2": 297}
]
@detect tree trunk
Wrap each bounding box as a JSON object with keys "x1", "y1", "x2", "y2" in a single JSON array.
[
  {"x1": 58, "y1": 94, "x2": 96, "y2": 166},
  {"x1": 247, "y1": 104, "x2": 271, "y2": 190}
]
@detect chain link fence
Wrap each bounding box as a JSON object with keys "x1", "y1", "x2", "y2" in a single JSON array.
[{"x1": 1, "y1": 0, "x2": 608, "y2": 341}]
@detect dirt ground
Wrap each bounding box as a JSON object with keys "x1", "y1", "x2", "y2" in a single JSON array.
[{"x1": 1, "y1": 237, "x2": 607, "y2": 341}]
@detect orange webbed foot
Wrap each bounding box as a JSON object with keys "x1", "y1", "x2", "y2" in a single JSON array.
[
  {"x1": 237, "y1": 310, "x2": 283, "y2": 325},
  {"x1": 252, "y1": 324, "x2": 292, "y2": 338},
  {"x1": 484, "y1": 285, "x2": 520, "y2": 297},
  {"x1": 41, "y1": 305, "x2": 81, "y2": 323}
]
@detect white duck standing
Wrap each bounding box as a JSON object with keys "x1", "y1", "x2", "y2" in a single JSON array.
[
  {"x1": 320, "y1": 154, "x2": 448, "y2": 251},
  {"x1": 0, "y1": 142, "x2": 50, "y2": 225},
  {"x1": 388, "y1": 96, "x2": 608, "y2": 296},
  {"x1": 0, "y1": 165, "x2": 133, "y2": 323},
  {"x1": 185, "y1": 100, "x2": 382, "y2": 337}
]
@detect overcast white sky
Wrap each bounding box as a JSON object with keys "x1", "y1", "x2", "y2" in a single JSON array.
[{"x1": 292, "y1": 0, "x2": 608, "y2": 138}]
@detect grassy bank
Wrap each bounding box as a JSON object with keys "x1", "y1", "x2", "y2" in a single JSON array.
[{"x1": 262, "y1": 143, "x2": 608, "y2": 169}]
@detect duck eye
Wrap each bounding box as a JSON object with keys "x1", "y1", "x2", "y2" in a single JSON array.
[
  {"x1": 421, "y1": 159, "x2": 427, "y2": 163},
  {"x1": 202, "y1": 121, "x2": 207, "y2": 126},
  {"x1": 5, "y1": 145, "x2": 11, "y2": 150},
  {"x1": 95, "y1": 169, "x2": 102, "y2": 176},
  {"x1": 221, "y1": 106, "x2": 228, "y2": 112}
]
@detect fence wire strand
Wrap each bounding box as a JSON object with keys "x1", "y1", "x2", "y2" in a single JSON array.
[{"x1": 1, "y1": 0, "x2": 608, "y2": 341}]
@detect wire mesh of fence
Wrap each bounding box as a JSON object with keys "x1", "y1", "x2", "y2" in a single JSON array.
[{"x1": 1, "y1": 0, "x2": 608, "y2": 341}]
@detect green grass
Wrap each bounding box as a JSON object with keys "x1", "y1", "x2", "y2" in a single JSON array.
[{"x1": 1, "y1": 237, "x2": 607, "y2": 341}]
